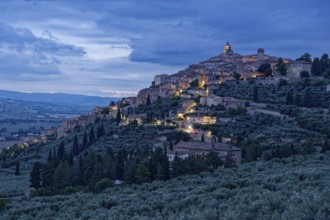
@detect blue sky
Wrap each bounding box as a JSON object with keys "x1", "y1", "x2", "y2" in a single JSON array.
[{"x1": 0, "y1": 0, "x2": 329, "y2": 97}]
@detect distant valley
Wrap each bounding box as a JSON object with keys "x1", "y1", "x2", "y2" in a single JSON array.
[{"x1": 0, "y1": 90, "x2": 120, "y2": 109}]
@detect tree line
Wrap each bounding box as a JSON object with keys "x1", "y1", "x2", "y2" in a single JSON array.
[{"x1": 29, "y1": 128, "x2": 231, "y2": 195}]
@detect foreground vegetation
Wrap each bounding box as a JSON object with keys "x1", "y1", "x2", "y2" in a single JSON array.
[{"x1": 2, "y1": 152, "x2": 330, "y2": 219}]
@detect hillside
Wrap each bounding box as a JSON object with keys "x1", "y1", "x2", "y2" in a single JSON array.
[
  {"x1": 0, "y1": 47, "x2": 330, "y2": 219},
  {"x1": 2, "y1": 152, "x2": 330, "y2": 219},
  {"x1": 0, "y1": 90, "x2": 119, "y2": 108}
]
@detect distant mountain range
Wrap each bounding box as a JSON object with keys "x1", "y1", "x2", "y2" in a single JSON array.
[{"x1": 0, "y1": 90, "x2": 120, "y2": 108}]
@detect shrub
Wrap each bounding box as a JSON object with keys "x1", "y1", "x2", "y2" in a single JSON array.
[{"x1": 94, "y1": 178, "x2": 114, "y2": 193}]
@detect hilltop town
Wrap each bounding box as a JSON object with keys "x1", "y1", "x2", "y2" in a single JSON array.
[
  {"x1": 131, "y1": 42, "x2": 312, "y2": 107},
  {"x1": 1, "y1": 42, "x2": 330, "y2": 219},
  {"x1": 53, "y1": 42, "x2": 330, "y2": 165}
]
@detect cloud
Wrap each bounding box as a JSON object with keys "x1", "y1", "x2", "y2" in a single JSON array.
[
  {"x1": 0, "y1": 0, "x2": 329, "y2": 97},
  {"x1": 94, "y1": 0, "x2": 330, "y2": 65},
  {"x1": 0, "y1": 22, "x2": 85, "y2": 77}
]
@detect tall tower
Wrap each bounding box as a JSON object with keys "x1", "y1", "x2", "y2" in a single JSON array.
[
  {"x1": 200, "y1": 69, "x2": 206, "y2": 88},
  {"x1": 257, "y1": 48, "x2": 265, "y2": 61},
  {"x1": 224, "y1": 42, "x2": 233, "y2": 55}
]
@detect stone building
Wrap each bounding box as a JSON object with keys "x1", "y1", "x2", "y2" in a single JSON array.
[
  {"x1": 137, "y1": 88, "x2": 150, "y2": 105},
  {"x1": 167, "y1": 140, "x2": 241, "y2": 165},
  {"x1": 57, "y1": 115, "x2": 96, "y2": 138},
  {"x1": 154, "y1": 74, "x2": 170, "y2": 86},
  {"x1": 287, "y1": 61, "x2": 312, "y2": 78}
]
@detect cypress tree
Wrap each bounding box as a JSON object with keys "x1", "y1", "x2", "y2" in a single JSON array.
[
  {"x1": 286, "y1": 89, "x2": 294, "y2": 105},
  {"x1": 253, "y1": 85, "x2": 258, "y2": 102},
  {"x1": 169, "y1": 141, "x2": 174, "y2": 150},
  {"x1": 72, "y1": 135, "x2": 79, "y2": 156},
  {"x1": 89, "y1": 126, "x2": 95, "y2": 144},
  {"x1": 161, "y1": 149, "x2": 170, "y2": 180},
  {"x1": 115, "y1": 149, "x2": 127, "y2": 180},
  {"x1": 171, "y1": 154, "x2": 183, "y2": 178},
  {"x1": 135, "y1": 163, "x2": 151, "y2": 184},
  {"x1": 42, "y1": 161, "x2": 55, "y2": 188},
  {"x1": 320, "y1": 53, "x2": 329, "y2": 73},
  {"x1": 97, "y1": 123, "x2": 104, "y2": 139},
  {"x1": 30, "y1": 162, "x2": 42, "y2": 189},
  {"x1": 57, "y1": 141, "x2": 65, "y2": 161},
  {"x1": 146, "y1": 94, "x2": 151, "y2": 106},
  {"x1": 82, "y1": 130, "x2": 88, "y2": 151},
  {"x1": 206, "y1": 151, "x2": 222, "y2": 172},
  {"x1": 276, "y1": 58, "x2": 287, "y2": 76},
  {"x1": 123, "y1": 160, "x2": 137, "y2": 184},
  {"x1": 116, "y1": 108, "x2": 121, "y2": 125},
  {"x1": 47, "y1": 150, "x2": 53, "y2": 162},
  {"x1": 53, "y1": 147, "x2": 57, "y2": 161},
  {"x1": 312, "y1": 58, "x2": 321, "y2": 75},
  {"x1": 294, "y1": 93, "x2": 302, "y2": 107}
]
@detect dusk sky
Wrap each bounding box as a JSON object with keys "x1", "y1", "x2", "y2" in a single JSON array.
[{"x1": 0, "y1": 0, "x2": 330, "y2": 97}]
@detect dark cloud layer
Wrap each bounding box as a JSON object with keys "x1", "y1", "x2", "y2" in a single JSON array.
[
  {"x1": 0, "y1": 0, "x2": 329, "y2": 96},
  {"x1": 0, "y1": 21, "x2": 85, "y2": 77},
  {"x1": 88, "y1": 0, "x2": 330, "y2": 65}
]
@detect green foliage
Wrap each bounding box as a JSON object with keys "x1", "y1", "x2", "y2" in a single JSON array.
[
  {"x1": 96, "y1": 123, "x2": 105, "y2": 139},
  {"x1": 300, "y1": 70, "x2": 310, "y2": 78},
  {"x1": 89, "y1": 126, "x2": 95, "y2": 144},
  {"x1": 0, "y1": 193, "x2": 8, "y2": 212},
  {"x1": 101, "y1": 107, "x2": 110, "y2": 115},
  {"x1": 217, "y1": 78, "x2": 330, "y2": 108},
  {"x1": 0, "y1": 144, "x2": 25, "y2": 163},
  {"x1": 4, "y1": 153, "x2": 330, "y2": 219},
  {"x1": 312, "y1": 57, "x2": 321, "y2": 75},
  {"x1": 116, "y1": 108, "x2": 121, "y2": 125},
  {"x1": 72, "y1": 135, "x2": 79, "y2": 156},
  {"x1": 276, "y1": 58, "x2": 287, "y2": 76},
  {"x1": 233, "y1": 72, "x2": 241, "y2": 81},
  {"x1": 277, "y1": 79, "x2": 288, "y2": 88},
  {"x1": 323, "y1": 68, "x2": 330, "y2": 79},
  {"x1": 146, "y1": 94, "x2": 151, "y2": 106},
  {"x1": 82, "y1": 130, "x2": 88, "y2": 151},
  {"x1": 30, "y1": 162, "x2": 42, "y2": 189},
  {"x1": 253, "y1": 85, "x2": 258, "y2": 102},
  {"x1": 228, "y1": 107, "x2": 247, "y2": 117},
  {"x1": 321, "y1": 140, "x2": 330, "y2": 153},
  {"x1": 189, "y1": 79, "x2": 199, "y2": 88},
  {"x1": 94, "y1": 178, "x2": 114, "y2": 193},
  {"x1": 57, "y1": 141, "x2": 65, "y2": 160},
  {"x1": 320, "y1": 53, "x2": 330, "y2": 73},
  {"x1": 296, "y1": 53, "x2": 312, "y2": 62},
  {"x1": 257, "y1": 63, "x2": 273, "y2": 77},
  {"x1": 285, "y1": 89, "x2": 294, "y2": 105},
  {"x1": 240, "y1": 139, "x2": 262, "y2": 162},
  {"x1": 136, "y1": 163, "x2": 151, "y2": 184},
  {"x1": 302, "y1": 140, "x2": 316, "y2": 155}
]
